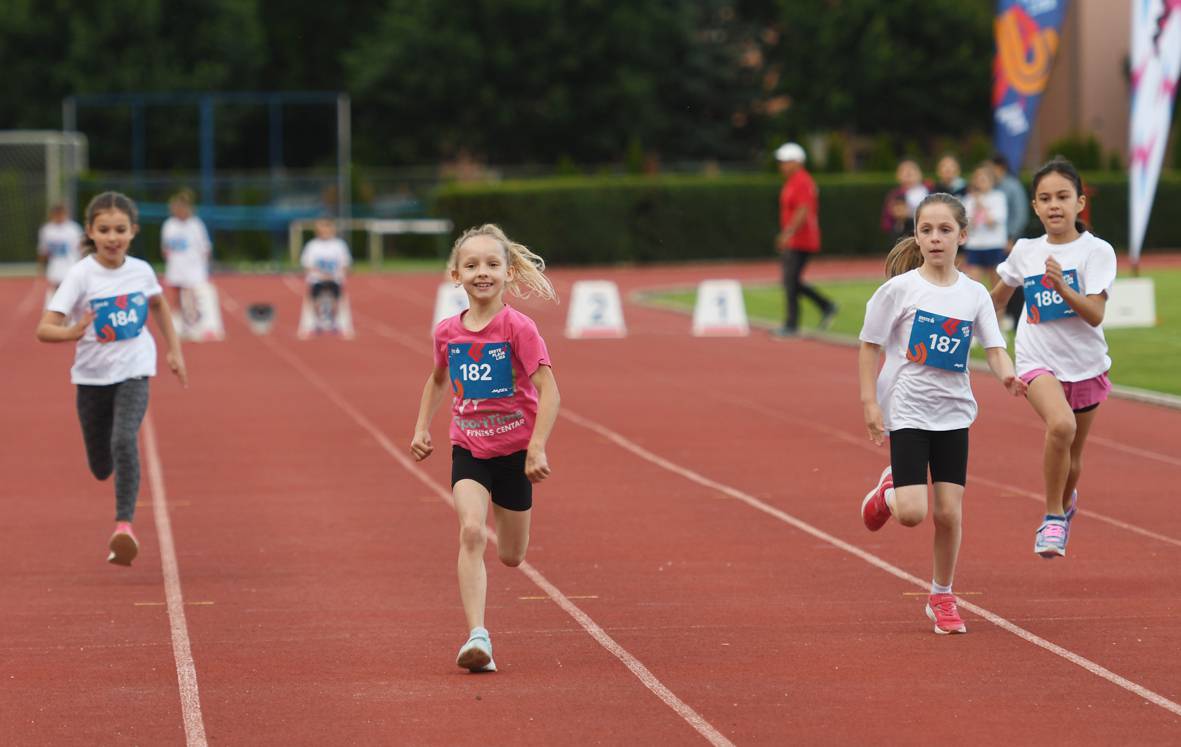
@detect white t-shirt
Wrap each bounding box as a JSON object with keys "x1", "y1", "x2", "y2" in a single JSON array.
[
  {"x1": 48, "y1": 255, "x2": 163, "y2": 385},
  {"x1": 300, "y1": 238, "x2": 352, "y2": 284},
  {"x1": 860, "y1": 269, "x2": 1006, "y2": 432},
  {"x1": 162, "y1": 216, "x2": 212, "y2": 287},
  {"x1": 996, "y1": 232, "x2": 1117, "y2": 381},
  {"x1": 965, "y1": 190, "x2": 1008, "y2": 250},
  {"x1": 37, "y1": 220, "x2": 84, "y2": 285}
]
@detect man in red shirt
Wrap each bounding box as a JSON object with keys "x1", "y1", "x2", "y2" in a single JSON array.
[{"x1": 774, "y1": 142, "x2": 836, "y2": 337}]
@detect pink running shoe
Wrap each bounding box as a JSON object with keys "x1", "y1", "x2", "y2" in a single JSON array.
[
  {"x1": 107, "y1": 522, "x2": 139, "y2": 566},
  {"x1": 861, "y1": 466, "x2": 893, "y2": 531},
  {"x1": 925, "y1": 593, "x2": 967, "y2": 635}
]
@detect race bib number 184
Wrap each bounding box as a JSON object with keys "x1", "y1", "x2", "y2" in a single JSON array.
[
  {"x1": 91, "y1": 293, "x2": 148, "y2": 343},
  {"x1": 906, "y1": 310, "x2": 973, "y2": 373}
]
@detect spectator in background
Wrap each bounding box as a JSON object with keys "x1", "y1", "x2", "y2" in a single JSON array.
[
  {"x1": 991, "y1": 154, "x2": 1030, "y2": 329},
  {"x1": 161, "y1": 189, "x2": 213, "y2": 331},
  {"x1": 773, "y1": 142, "x2": 837, "y2": 337},
  {"x1": 934, "y1": 154, "x2": 967, "y2": 197},
  {"x1": 36, "y1": 203, "x2": 84, "y2": 298},
  {"x1": 881, "y1": 159, "x2": 930, "y2": 245},
  {"x1": 963, "y1": 164, "x2": 1008, "y2": 287}
]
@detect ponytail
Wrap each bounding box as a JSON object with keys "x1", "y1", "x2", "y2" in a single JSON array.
[
  {"x1": 80, "y1": 191, "x2": 140, "y2": 256},
  {"x1": 884, "y1": 237, "x2": 923, "y2": 277}
]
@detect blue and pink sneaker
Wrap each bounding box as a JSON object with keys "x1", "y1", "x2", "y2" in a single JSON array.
[
  {"x1": 1034, "y1": 517, "x2": 1068, "y2": 558},
  {"x1": 1063, "y1": 490, "x2": 1079, "y2": 547}
]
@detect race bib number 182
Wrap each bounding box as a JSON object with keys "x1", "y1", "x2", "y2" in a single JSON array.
[
  {"x1": 1024, "y1": 269, "x2": 1080, "y2": 323},
  {"x1": 90, "y1": 293, "x2": 148, "y2": 343},
  {"x1": 448, "y1": 342, "x2": 514, "y2": 399},
  {"x1": 906, "y1": 310, "x2": 973, "y2": 373}
]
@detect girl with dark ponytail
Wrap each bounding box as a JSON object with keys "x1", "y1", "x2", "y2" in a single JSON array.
[{"x1": 991, "y1": 157, "x2": 1118, "y2": 559}]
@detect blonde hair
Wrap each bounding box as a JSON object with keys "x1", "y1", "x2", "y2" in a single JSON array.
[
  {"x1": 883, "y1": 193, "x2": 967, "y2": 278},
  {"x1": 448, "y1": 224, "x2": 557, "y2": 302}
]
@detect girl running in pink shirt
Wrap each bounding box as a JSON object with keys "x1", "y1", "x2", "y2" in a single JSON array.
[
  {"x1": 991, "y1": 158, "x2": 1117, "y2": 559},
  {"x1": 859, "y1": 193, "x2": 1026, "y2": 635},
  {"x1": 410, "y1": 224, "x2": 560, "y2": 673}
]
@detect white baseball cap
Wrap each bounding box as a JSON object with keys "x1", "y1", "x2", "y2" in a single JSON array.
[{"x1": 775, "y1": 142, "x2": 806, "y2": 163}]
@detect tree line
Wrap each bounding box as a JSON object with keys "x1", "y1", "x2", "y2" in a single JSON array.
[{"x1": 0, "y1": 0, "x2": 994, "y2": 171}]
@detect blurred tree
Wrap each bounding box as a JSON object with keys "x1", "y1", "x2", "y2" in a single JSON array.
[
  {"x1": 345, "y1": 0, "x2": 778, "y2": 165},
  {"x1": 773, "y1": 0, "x2": 993, "y2": 141}
]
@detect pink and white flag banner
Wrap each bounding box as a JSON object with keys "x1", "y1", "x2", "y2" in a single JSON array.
[{"x1": 1130, "y1": 0, "x2": 1181, "y2": 264}]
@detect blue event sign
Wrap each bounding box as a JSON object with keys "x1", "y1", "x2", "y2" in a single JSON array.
[
  {"x1": 448, "y1": 341, "x2": 514, "y2": 400},
  {"x1": 906, "y1": 310, "x2": 974, "y2": 373},
  {"x1": 993, "y1": 0, "x2": 1070, "y2": 172}
]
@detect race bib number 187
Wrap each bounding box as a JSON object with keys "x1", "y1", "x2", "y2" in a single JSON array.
[
  {"x1": 906, "y1": 310, "x2": 973, "y2": 372},
  {"x1": 1024, "y1": 269, "x2": 1080, "y2": 323},
  {"x1": 91, "y1": 293, "x2": 149, "y2": 343},
  {"x1": 448, "y1": 342, "x2": 514, "y2": 399}
]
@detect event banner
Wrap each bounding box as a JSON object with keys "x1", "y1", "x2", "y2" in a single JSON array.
[
  {"x1": 1129, "y1": 0, "x2": 1181, "y2": 264},
  {"x1": 993, "y1": 0, "x2": 1070, "y2": 172}
]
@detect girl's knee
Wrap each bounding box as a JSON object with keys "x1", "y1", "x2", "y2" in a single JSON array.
[
  {"x1": 1046, "y1": 417, "x2": 1077, "y2": 446},
  {"x1": 458, "y1": 522, "x2": 486, "y2": 552},
  {"x1": 932, "y1": 507, "x2": 961, "y2": 530},
  {"x1": 88, "y1": 460, "x2": 113, "y2": 481},
  {"x1": 895, "y1": 504, "x2": 926, "y2": 527},
  {"x1": 498, "y1": 547, "x2": 526, "y2": 567}
]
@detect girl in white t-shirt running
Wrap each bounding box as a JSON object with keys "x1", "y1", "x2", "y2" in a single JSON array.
[
  {"x1": 991, "y1": 158, "x2": 1117, "y2": 560},
  {"x1": 36, "y1": 203, "x2": 84, "y2": 294},
  {"x1": 859, "y1": 193, "x2": 1027, "y2": 635},
  {"x1": 161, "y1": 189, "x2": 213, "y2": 327},
  {"x1": 410, "y1": 224, "x2": 560, "y2": 673},
  {"x1": 36, "y1": 192, "x2": 188, "y2": 567}
]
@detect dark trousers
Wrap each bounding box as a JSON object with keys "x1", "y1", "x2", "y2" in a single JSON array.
[
  {"x1": 781, "y1": 249, "x2": 833, "y2": 330},
  {"x1": 76, "y1": 378, "x2": 150, "y2": 522}
]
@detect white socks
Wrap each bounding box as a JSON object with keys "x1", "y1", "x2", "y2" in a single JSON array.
[{"x1": 930, "y1": 580, "x2": 952, "y2": 595}]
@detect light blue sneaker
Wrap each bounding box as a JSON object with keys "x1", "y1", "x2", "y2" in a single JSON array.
[
  {"x1": 1063, "y1": 490, "x2": 1079, "y2": 547},
  {"x1": 1034, "y1": 517, "x2": 1068, "y2": 558},
  {"x1": 456, "y1": 628, "x2": 497, "y2": 672}
]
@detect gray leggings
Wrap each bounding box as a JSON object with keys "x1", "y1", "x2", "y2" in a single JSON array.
[{"x1": 76, "y1": 378, "x2": 150, "y2": 522}]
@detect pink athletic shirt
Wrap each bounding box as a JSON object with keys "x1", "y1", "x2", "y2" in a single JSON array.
[{"x1": 433, "y1": 304, "x2": 551, "y2": 459}]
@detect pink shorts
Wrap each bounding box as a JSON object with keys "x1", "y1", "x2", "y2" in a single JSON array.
[{"x1": 1020, "y1": 369, "x2": 1112, "y2": 412}]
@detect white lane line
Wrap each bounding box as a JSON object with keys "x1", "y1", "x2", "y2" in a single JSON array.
[
  {"x1": 220, "y1": 292, "x2": 735, "y2": 747},
  {"x1": 559, "y1": 407, "x2": 1181, "y2": 719},
  {"x1": 143, "y1": 415, "x2": 209, "y2": 746},
  {"x1": 708, "y1": 389, "x2": 1181, "y2": 550}
]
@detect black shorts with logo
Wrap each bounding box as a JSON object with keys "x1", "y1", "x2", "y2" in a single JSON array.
[{"x1": 451, "y1": 445, "x2": 532, "y2": 511}]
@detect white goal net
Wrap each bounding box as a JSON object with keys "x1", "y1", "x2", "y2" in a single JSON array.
[{"x1": 0, "y1": 131, "x2": 88, "y2": 263}]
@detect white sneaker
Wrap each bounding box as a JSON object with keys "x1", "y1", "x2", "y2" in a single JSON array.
[{"x1": 456, "y1": 628, "x2": 496, "y2": 672}]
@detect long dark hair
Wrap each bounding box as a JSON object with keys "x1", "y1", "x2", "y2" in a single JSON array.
[
  {"x1": 883, "y1": 193, "x2": 967, "y2": 277},
  {"x1": 1031, "y1": 157, "x2": 1087, "y2": 234},
  {"x1": 79, "y1": 192, "x2": 139, "y2": 256}
]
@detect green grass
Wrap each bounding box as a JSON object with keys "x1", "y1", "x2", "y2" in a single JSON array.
[{"x1": 647, "y1": 269, "x2": 1181, "y2": 397}]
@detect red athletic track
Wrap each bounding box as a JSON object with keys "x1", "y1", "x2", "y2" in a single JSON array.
[{"x1": 2, "y1": 258, "x2": 1179, "y2": 746}]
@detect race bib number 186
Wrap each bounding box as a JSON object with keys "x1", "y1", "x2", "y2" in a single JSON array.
[
  {"x1": 906, "y1": 310, "x2": 973, "y2": 373},
  {"x1": 1024, "y1": 269, "x2": 1080, "y2": 323}
]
